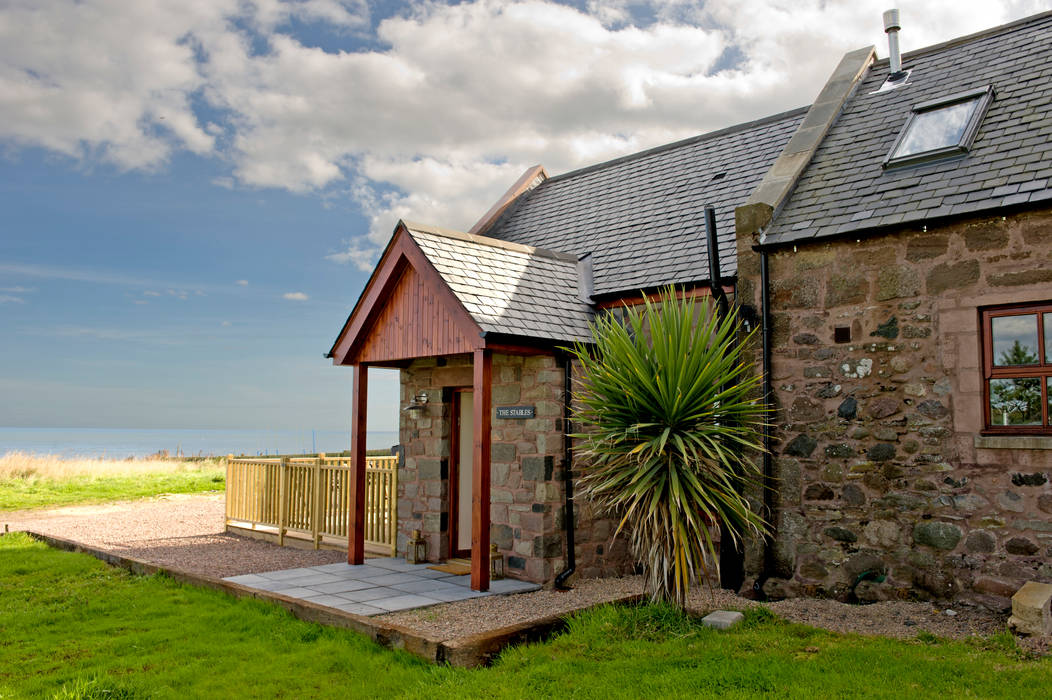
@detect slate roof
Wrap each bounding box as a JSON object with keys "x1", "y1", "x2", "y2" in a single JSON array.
[
  {"x1": 764, "y1": 11, "x2": 1052, "y2": 246},
  {"x1": 484, "y1": 108, "x2": 807, "y2": 297},
  {"x1": 404, "y1": 222, "x2": 594, "y2": 343}
]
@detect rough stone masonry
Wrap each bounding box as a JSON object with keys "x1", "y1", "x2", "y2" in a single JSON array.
[{"x1": 736, "y1": 207, "x2": 1052, "y2": 610}]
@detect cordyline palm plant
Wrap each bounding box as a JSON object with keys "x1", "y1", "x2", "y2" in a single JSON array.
[{"x1": 567, "y1": 287, "x2": 769, "y2": 608}]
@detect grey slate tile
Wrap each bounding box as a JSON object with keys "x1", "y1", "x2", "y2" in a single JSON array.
[{"x1": 764, "y1": 13, "x2": 1051, "y2": 244}]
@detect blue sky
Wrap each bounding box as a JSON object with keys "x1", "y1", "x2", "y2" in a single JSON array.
[{"x1": 0, "y1": 0, "x2": 1042, "y2": 432}]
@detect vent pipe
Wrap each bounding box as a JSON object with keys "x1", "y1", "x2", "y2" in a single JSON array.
[{"x1": 883, "y1": 9, "x2": 904, "y2": 78}]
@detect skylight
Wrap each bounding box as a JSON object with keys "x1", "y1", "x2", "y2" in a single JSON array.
[{"x1": 884, "y1": 86, "x2": 994, "y2": 168}]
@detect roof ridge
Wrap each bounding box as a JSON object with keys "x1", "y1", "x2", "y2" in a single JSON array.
[
  {"x1": 401, "y1": 220, "x2": 579, "y2": 263},
  {"x1": 870, "y1": 9, "x2": 1052, "y2": 69},
  {"x1": 540, "y1": 105, "x2": 810, "y2": 186}
]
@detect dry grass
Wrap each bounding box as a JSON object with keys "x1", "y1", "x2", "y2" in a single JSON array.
[{"x1": 0, "y1": 451, "x2": 223, "y2": 481}]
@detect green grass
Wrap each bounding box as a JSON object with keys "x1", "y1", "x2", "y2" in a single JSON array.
[
  {"x1": 1, "y1": 532, "x2": 1048, "y2": 699},
  {"x1": 0, "y1": 469, "x2": 225, "y2": 511}
]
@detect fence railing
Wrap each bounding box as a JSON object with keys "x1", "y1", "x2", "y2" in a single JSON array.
[{"x1": 225, "y1": 453, "x2": 398, "y2": 555}]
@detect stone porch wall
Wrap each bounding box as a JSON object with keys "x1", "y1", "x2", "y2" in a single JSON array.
[
  {"x1": 736, "y1": 206, "x2": 1052, "y2": 609},
  {"x1": 397, "y1": 352, "x2": 632, "y2": 584}
]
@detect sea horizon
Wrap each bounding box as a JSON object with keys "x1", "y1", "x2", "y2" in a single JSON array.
[{"x1": 0, "y1": 426, "x2": 401, "y2": 460}]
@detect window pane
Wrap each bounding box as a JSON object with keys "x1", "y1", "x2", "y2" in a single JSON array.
[
  {"x1": 894, "y1": 98, "x2": 980, "y2": 158},
  {"x1": 989, "y1": 378, "x2": 1042, "y2": 426},
  {"x1": 991, "y1": 314, "x2": 1039, "y2": 366},
  {"x1": 1045, "y1": 313, "x2": 1051, "y2": 364}
]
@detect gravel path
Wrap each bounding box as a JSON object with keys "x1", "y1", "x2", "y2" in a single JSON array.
[
  {"x1": 5, "y1": 495, "x2": 1042, "y2": 653},
  {"x1": 3, "y1": 493, "x2": 344, "y2": 578}
]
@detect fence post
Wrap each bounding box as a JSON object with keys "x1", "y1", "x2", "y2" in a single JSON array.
[
  {"x1": 278, "y1": 456, "x2": 288, "y2": 546},
  {"x1": 312, "y1": 453, "x2": 325, "y2": 549},
  {"x1": 225, "y1": 454, "x2": 234, "y2": 524},
  {"x1": 389, "y1": 457, "x2": 398, "y2": 556}
]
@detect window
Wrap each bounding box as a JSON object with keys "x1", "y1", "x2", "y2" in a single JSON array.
[
  {"x1": 981, "y1": 302, "x2": 1052, "y2": 433},
  {"x1": 884, "y1": 86, "x2": 994, "y2": 169}
]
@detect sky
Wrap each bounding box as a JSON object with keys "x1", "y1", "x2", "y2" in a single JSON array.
[{"x1": 0, "y1": 0, "x2": 1045, "y2": 433}]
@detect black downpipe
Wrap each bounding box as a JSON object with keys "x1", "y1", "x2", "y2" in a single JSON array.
[
  {"x1": 705, "y1": 206, "x2": 744, "y2": 592},
  {"x1": 554, "y1": 355, "x2": 576, "y2": 590},
  {"x1": 755, "y1": 250, "x2": 775, "y2": 598},
  {"x1": 704, "y1": 206, "x2": 729, "y2": 318}
]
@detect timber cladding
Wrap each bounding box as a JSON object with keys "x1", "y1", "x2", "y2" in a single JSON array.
[
  {"x1": 353, "y1": 264, "x2": 476, "y2": 364},
  {"x1": 736, "y1": 206, "x2": 1052, "y2": 608}
]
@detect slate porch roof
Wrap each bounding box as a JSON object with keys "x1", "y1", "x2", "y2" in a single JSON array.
[
  {"x1": 763, "y1": 11, "x2": 1052, "y2": 246},
  {"x1": 482, "y1": 108, "x2": 807, "y2": 298},
  {"x1": 404, "y1": 222, "x2": 594, "y2": 344}
]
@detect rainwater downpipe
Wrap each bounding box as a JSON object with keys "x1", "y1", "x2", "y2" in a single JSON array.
[
  {"x1": 704, "y1": 206, "x2": 729, "y2": 316},
  {"x1": 554, "y1": 354, "x2": 576, "y2": 589},
  {"x1": 756, "y1": 249, "x2": 776, "y2": 597},
  {"x1": 705, "y1": 206, "x2": 742, "y2": 591}
]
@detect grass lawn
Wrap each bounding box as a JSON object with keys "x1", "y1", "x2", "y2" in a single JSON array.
[
  {"x1": 0, "y1": 453, "x2": 224, "y2": 511},
  {"x1": 1, "y1": 533, "x2": 1048, "y2": 699}
]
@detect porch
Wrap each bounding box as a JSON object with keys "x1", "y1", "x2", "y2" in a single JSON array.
[{"x1": 327, "y1": 221, "x2": 595, "y2": 592}]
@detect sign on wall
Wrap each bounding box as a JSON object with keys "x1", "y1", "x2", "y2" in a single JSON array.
[{"x1": 496, "y1": 405, "x2": 535, "y2": 419}]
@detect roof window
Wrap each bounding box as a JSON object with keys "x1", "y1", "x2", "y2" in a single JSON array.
[{"x1": 884, "y1": 86, "x2": 993, "y2": 169}]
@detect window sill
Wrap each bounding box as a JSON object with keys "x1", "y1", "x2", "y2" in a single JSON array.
[{"x1": 974, "y1": 434, "x2": 1052, "y2": 450}]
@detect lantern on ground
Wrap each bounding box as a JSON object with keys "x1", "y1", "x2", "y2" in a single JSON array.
[
  {"x1": 406, "y1": 529, "x2": 426, "y2": 565},
  {"x1": 489, "y1": 544, "x2": 505, "y2": 580}
]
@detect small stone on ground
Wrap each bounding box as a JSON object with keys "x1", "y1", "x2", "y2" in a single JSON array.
[{"x1": 702, "y1": 610, "x2": 744, "y2": 630}]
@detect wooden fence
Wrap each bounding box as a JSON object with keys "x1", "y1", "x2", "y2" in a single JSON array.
[{"x1": 225, "y1": 453, "x2": 399, "y2": 555}]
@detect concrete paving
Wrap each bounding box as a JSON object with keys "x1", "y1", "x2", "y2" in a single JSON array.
[{"x1": 224, "y1": 557, "x2": 541, "y2": 617}]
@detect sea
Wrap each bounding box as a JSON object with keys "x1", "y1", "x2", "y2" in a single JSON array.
[{"x1": 0, "y1": 427, "x2": 401, "y2": 460}]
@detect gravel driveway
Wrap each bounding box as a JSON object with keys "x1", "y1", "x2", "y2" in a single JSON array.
[{"x1": 5, "y1": 494, "x2": 1037, "y2": 652}]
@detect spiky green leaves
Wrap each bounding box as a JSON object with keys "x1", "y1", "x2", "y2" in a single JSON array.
[{"x1": 567, "y1": 288, "x2": 768, "y2": 608}]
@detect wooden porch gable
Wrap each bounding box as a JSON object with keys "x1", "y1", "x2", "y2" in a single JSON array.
[
  {"x1": 330, "y1": 221, "x2": 495, "y2": 591},
  {"x1": 329, "y1": 223, "x2": 484, "y2": 366}
]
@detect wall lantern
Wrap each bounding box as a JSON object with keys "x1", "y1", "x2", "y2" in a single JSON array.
[
  {"x1": 489, "y1": 544, "x2": 505, "y2": 580},
  {"x1": 403, "y1": 391, "x2": 429, "y2": 412},
  {"x1": 406, "y1": 529, "x2": 427, "y2": 565}
]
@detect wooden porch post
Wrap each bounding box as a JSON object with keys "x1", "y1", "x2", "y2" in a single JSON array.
[
  {"x1": 471, "y1": 348, "x2": 492, "y2": 591},
  {"x1": 349, "y1": 364, "x2": 368, "y2": 564}
]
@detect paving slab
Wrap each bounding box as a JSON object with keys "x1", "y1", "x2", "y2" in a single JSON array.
[{"x1": 371, "y1": 594, "x2": 442, "y2": 612}]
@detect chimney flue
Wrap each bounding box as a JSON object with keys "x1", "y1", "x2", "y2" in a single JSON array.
[{"x1": 883, "y1": 9, "x2": 904, "y2": 77}]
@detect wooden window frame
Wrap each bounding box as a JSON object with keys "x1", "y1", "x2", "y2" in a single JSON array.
[{"x1": 980, "y1": 301, "x2": 1052, "y2": 435}]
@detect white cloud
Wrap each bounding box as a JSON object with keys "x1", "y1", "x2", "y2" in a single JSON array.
[
  {"x1": 0, "y1": 286, "x2": 34, "y2": 293},
  {"x1": 221, "y1": 320, "x2": 232, "y2": 326},
  {"x1": 283, "y1": 291, "x2": 309, "y2": 300},
  {"x1": 0, "y1": 0, "x2": 1044, "y2": 269},
  {"x1": 0, "y1": 294, "x2": 25, "y2": 304},
  {"x1": 143, "y1": 290, "x2": 162, "y2": 297},
  {"x1": 235, "y1": 279, "x2": 249, "y2": 286}
]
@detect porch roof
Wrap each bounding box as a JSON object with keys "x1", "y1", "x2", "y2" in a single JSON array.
[
  {"x1": 328, "y1": 221, "x2": 593, "y2": 365},
  {"x1": 405, "y1": 222, "x2": 593, "y2": 345}
]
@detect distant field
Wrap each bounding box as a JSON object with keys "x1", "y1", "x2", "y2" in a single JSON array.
[{"x1": 0, "y1": 452, "x2": 225, "y2": 511}]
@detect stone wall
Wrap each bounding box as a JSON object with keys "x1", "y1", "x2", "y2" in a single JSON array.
[
  {"x1": 398, "y1": 352, "x2": 632, "y2": 584},
  {"x1": 736, "y1": 206, "x2": 1052, "y2": 609}
]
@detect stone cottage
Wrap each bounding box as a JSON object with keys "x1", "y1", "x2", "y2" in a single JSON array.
[
  {"x1": 328, "y1": 110, "x2": 802, "y2": 590},
  {"x1": 734, "y1": 11, "x2": 1052, "y2": 608},
  {"x1": 331, "y1": 9, "x2": 1052, "y2": 605}
]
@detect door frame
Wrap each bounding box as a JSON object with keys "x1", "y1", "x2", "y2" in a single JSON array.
[{"x1": 448, "y1": 387, "x2": 473, "y2": 559}]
